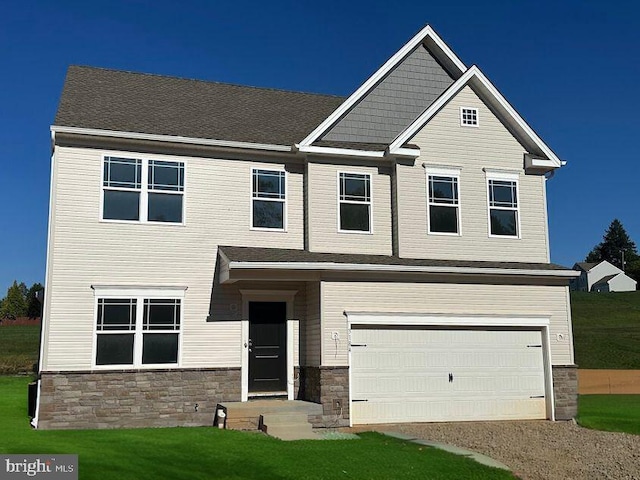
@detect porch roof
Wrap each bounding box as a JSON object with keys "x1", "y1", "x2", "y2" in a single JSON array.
[{"x1": 217, "y1": 246, "x2": 579, "y2": 283}]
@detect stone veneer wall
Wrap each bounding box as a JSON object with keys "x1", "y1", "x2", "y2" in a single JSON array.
[
  {"x1": 302, "y1": 366, "x2": 349, "y2": 428},
  {"x1": 552, "y1": 365, "x2": 578, "y2": 420},
  {"x1": 37, "y1": 368, "x2": 241, "y2": 429}
]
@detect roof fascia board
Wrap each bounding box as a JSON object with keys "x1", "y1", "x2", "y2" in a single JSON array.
[
  {"x1": 299, "y1": 25, "x2": 466, "y2": 147},
  {"x1": 50, "y1": 125, "x2": 293, "y2": 153},
  {"x1": 227, "y1": 260, "x2": 580, "y2": 278},
  {"x1": 297, "y1": 144, "x2": 385, "y2": 158},
  {"x1": 388, "y1": 66, "x2": 562, "y2": 168}
]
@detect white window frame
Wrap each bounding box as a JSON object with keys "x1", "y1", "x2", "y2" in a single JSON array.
[
  {"x1": 460, "y1": 107, "x2": 479, "y2": 127},
  {"x1": 337, "y1": 171, "x2": 373, "y2": 234},
  {"x1": 250, "y1": 167, "x2": 287, "y2": 232},
  {"x1": 100, "y1": 155, "x2": 186, "y2": 225},
  {"x1": 425, "y1": 166, "x2": 462, "y2": 236},
  {"x1": 91, "y1": 286, "x2": 186, "y2": 370},
  {"x1": 485, "y1": 170, "x2": 521, "y2": 239}
]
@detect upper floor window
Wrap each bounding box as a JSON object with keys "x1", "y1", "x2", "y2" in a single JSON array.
[
  {"x1": 460, "y1": 107, "x2": 478, "y2": 127},
  {"x1": 338, "y1": 172, "x2": 371, "y2": 233},
  {"x1": 487, "y1": 173, "x2": 519, "y2": 238},
  {"x1": 427, "y1": 170, "x2": 460, "y2": 235},
  {"x1": 102, "y1": 156, "x2": 184, "y2": 224},
  {"x1": 95, "y1": 292, "x2": 182, "y2": 368},
  {"x1": 252, "y1": 168, "x2": 286, "y2": 230}
]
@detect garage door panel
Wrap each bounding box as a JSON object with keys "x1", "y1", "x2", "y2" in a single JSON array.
[{"x1": 351, "y1": 327, "x2": 547, "y2": 424}]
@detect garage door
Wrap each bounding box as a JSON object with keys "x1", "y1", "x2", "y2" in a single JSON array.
[{"x1": 350, "y1": 327, "x2": 547, "y2": 424}]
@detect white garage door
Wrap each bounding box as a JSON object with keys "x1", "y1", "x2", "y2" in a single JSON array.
[{"x1": 350, "y1": 327, "x2": 547, "y2": 424}]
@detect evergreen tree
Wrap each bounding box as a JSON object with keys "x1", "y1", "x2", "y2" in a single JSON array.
[
  {"x1": 26, "y1": 283, "x2": 43, "y2": 318},
  {"x1": 0, "y1": 281, "x2": 28, "y2": 319},
  {"x1": 586, "y1": 219, "x2": 639, "y2": 282}
]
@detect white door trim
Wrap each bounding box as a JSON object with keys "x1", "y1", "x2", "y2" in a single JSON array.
[
  {"x1": 240, "y1": 290, "x2": 298, "y2": 401},
  {"x1": 345, "y1": 312, "x2": 554, "y2": 426}
]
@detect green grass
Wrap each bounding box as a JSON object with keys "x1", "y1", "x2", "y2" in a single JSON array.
[
  {"x1": 571, "y1": 291, "x2": 640, "y2": 369},
  {"x1": 577, "y1": 395, "x2": 640, "y2": 435},
  {"x1": 0, "y1": 325, "x2": 40, "y2": 374},
  {"x1": 0, "y1": 377, "x2": 513, "y2": 480}
]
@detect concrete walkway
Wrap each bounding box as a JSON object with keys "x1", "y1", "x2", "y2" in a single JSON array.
[{"x1": 380, "y1": 431, "x2": 511, "y2": 471}]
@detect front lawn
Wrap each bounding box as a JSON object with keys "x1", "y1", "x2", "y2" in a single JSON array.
[
  {"x1": 577, "y1": 395, "x2": 640, "y2": 435},
  {"x1": 0, "y1": 377, "x2": 513, "y2": 479}
]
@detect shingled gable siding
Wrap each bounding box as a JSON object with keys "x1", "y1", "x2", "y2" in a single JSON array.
[
  {"x1": 307, "y1": 161, "x2": 393, "y2": 255},
  {"x1": 320, "y1": 281, "x2": 574, "y2": 367},
  {"x1": 397, "y1": 86, "x2": 549, "y2": 263},
  {"x1": 42, "y1": 146, "x2": 304, "y2": 372},
  {"x1": 322, "y1": 45, "x2": 454, "y2": 144}
]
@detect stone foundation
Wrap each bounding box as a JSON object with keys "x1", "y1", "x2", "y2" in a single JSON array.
[
  {"x1": 553, "y1": 365, "x2": 578, "y2": 420},
  {"x1": 300, "y1": 366, "x2": 349, "y2": 428},
  {"x1": 37, "y1": 368, "x2": 241, "y2": 429}
]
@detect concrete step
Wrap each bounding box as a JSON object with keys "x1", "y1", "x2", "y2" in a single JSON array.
[{"x1": 266, "y1": 424, "x2": 322, "y2": 441}]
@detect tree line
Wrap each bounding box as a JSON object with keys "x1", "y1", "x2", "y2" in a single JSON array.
[{"x1": 0, "y1": 281, "x2": 43, "y2": 319}]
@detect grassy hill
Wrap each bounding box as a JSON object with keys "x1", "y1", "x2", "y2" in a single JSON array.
[
  {"x1": 0, "y1": 325, "x2": 40, "y2": 375},
  {"x1": 571, "y1": 291, "x2": 640, "y2": 369}
]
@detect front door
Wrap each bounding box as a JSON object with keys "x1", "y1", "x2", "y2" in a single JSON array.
[{"x1": 248, "y1": 301, "x2": 287, "y2": 394}]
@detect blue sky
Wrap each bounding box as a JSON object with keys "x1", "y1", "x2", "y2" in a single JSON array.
[{"x1": 1, "y1": 0, "x2": 639, "y2": 295}]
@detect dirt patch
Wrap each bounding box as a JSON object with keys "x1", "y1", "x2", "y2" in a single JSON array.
[{"x1": 349, "y1": 421, "x2": 640, "y2": 480}]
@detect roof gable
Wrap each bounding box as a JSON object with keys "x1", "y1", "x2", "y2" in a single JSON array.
[
  {"x1": 388, "y1": 66, "x2": 562, "y2": 168},
  {"x1": 319, "y1": 45, "x2": 455, "y2": 144},
  {"x1": 299, "y1": 25, "x2": 466, "y2": 148}
]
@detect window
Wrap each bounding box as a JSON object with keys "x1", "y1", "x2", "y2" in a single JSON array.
[
  {"x1": 487, "y1": 175, "x2": 519, "y2": 237},
  {"x1": 338, "y1": 172, "x2": 371, "y2": 232},
  {"x1": 252, "y1": 169, "x2": 286, "y2": 229},
  {"x1": 103, "y1": 157, "x2": 142, "y2": 221},
  {"x1": 94, "y1": 292, "x2": 182, "y2": 367},
  {"x1": 427, "y1": 173, "x2": 460, "y2": 234},
  {"x1": 102, "y1": 156, "x2": 184, "y2": 223},
  {"x1": 460, "y1": 107, "x2": 478, "y2": 127}
]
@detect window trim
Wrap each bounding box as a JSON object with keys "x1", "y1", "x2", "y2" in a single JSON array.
[
  {"x1": 250, "y1": 166, "x2": 287, "y2": 232},
  {"x1": 425, "y1": 166, "x2": 462, "y2": 236},
  {"x1": 100, "y1": 155, "x2": 186, "y2": 226},
  {"x1": 91, "y1": 286, "x2": 186, "y2": 370},
  {"x1": 485, "y1": 170, "x2": 521, "y2": 239},
  {"x1": 460, "y1": 107, "x2": 479, "y2": 127},
  {"x1": 336, "y1": 171, "x2": 373, "y2": 234}
]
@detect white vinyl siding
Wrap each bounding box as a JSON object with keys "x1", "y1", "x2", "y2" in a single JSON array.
[
  {"x1": 42, "y1": 146, "x2": 304, "y2": 371},
  {"x1": 320, "y1": 281, "x2": 572, "y2": 367},
  {"x1": 397, "y1": 86, "x2": 549, "y2": 262},
  {"x1": 304, "y1": 282, "x2": 321, "y2": 366},
  {"x1": 307, "y1": 161, "x2": 392, "y2": 255}
]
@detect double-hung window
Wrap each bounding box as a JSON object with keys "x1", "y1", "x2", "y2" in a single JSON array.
[
  {"x1": 102, "y1": 156, "x2": 184, "y2": 224},
  {"x1": 426, "y1": 167, "x2": 461, "y2": 235},
  {"x1": 338, "y1": 172, "x2": 371, "y2": 232},
  {"x1": 94, "y1": 289, "x2": 183, "y2": 368},
  {"x1": 486, "y1": 171, "x2": 520, "y2": 237},
  {"x1": 252, "y1": 168, "x2": 286, "y2": 230}
]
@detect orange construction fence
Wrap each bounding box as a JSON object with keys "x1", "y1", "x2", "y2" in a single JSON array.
[{"x1": 578, "y1": 369, "x2": 640, "y2": 394}]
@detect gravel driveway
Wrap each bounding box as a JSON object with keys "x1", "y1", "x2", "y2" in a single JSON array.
[{"x1": 354, "y1": 421, "x2": 640, "y2": 480}]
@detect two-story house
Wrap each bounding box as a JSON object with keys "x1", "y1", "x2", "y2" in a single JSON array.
[{"x1": 34, "y1": 26, "x2": 579, "y2": 430}]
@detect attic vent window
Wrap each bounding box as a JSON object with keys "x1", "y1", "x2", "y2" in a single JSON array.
[{"x1": 461, "y1": 107, "x2": 478, "y2": 127}]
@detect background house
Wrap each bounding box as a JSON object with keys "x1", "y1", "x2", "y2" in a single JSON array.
[{"x1": 572, "y1": 261, "x2": 637, "y2": 292}]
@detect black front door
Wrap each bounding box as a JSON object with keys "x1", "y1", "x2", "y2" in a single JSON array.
[{"x1": 248, "y1": 301, "x2": 287, "y2": 393}]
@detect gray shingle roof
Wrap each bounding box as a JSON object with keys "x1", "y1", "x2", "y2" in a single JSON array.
[
  {"x1": 219, "y1": 246, "x2": 571, "y2": 272},
  {"x1": 574, "y1": 262, "x2": 597, "y2": 272},
  {"x1": 593, "y1": 273, "x2": 618, "y2": 286},
  {"x1": 54, "y1": 66, "x2": 345, "y2": 145}
]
